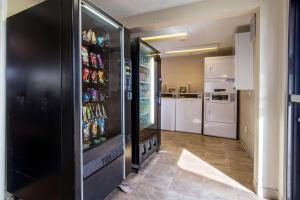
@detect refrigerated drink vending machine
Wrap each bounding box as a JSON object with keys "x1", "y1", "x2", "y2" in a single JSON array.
[
  {"x1": 124, "y1": 28, "x2": 133, "y2": 177},
  {"x1": 131, "y1": 38, "x2": 161, "y2": 171},
  {"x1": 6, "y1": 0, "x2": 125, "y2": 199}
]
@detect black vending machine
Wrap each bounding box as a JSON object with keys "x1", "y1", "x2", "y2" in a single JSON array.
[
  {"x1": 6, "y1": 0, "x2": 125, "y2": 199},
  {"x1": 81, "y1": 2, "x2": 124, "y2": 200},
  {"x1": 131, "y1": 38, "x2": 161, "y2": 171},
  {"x1": 124, "y1": 28, "x2": 133, "y2": 177}
]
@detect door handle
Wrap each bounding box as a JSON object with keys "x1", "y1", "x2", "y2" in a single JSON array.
[{"x1": 290, "y1": 95, "x2": 300, "y2": 103}]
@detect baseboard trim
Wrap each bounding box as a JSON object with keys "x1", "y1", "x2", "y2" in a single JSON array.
[
  {"x1": 240, "y1": 139, "x2": 254, "y2": 159},
  {"x1": 253, "y1": 179, "x2": 279, "y2": 199},
  {"x1": 253, "y1": 178, "x2": 257, "y2": 193},
  {"x1": 240, "y1": 139, "x2": 250, "y2": 155}
]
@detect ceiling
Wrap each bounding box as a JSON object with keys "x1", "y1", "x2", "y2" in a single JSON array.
[
  {"x1": 94, "y1": 0, "x2": 258, "y2": 57},
  {"x1": 8, "y1": 0, "x2": 257, "y2": 57},
  {"x1": 134, "y1": 14, "x2": 252, "y2": 57},
  {"x1": 91, "y1": 0, "x2": 204, "y2": 19}
]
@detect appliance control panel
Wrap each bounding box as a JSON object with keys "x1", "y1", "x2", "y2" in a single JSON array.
[
  {"x1": 205, "y1": 93, "x2": 236, "y2": 103},
  {"x1": 205, "y1": 80, "x2": 236, "y2": 93}
]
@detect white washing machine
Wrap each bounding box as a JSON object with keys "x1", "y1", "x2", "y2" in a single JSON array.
[
  {"x1": 203, "y1": 80, "x2": 237, "y2": 139},
  {"x1": 175, "y1": 97, "x2": 202, "y2": 134},
  {"x1": 161, "y1": 98, "x2": 176, "y2": 131}
]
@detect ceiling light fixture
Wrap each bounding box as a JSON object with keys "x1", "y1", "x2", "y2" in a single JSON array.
[
  {"x1": 141, "y1": 32, "x2": 188, "y2": 42},
  {"x1": 165, "y1": 46, "x2": 218, "y2": 54}
]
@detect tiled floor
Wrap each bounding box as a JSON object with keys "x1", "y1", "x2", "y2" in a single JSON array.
[{"x1": 105, "y1": 131, "x2": 257, "y2": 200}]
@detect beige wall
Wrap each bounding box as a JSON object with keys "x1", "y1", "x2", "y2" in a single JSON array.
[
  {"x1": 253, "y1": 8, "x2": 261, "y2": 198},
  {"x1": 7, "y1": 0, "x2": 45, "y2": 17},
  {"x1": 239, "y1": 91, "x2": 256, "y2": 159},
  {"x1": 161, "y1": 50, "x2": 233, "y2": 94},
  {"x1": 161, "y1": 55, "x2": 204, "y2": 93},
  {"x1": 238, "y1": 25, "x2": 256, "y2": 160}
]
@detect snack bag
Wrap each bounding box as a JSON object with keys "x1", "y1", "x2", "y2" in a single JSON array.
[
  {"x1": 82, "y1": 67, "x2": 90, "y2": 82},
  {"x1": 97, "y1": 54, "x2": 104, "y2": 67},
  {"x1": 82, "y1": 30, "x2": 91, "y2": 42},
  {"x1": 91, "y1": 70, "x2": 98, "y2": 83},
  {"x1": 82, "y1": 106, "x2": 88, "y2": 122},
  {"x1": 91, "y1": 89, "x2": 98, "y2": 101},
  {"x1": 86, "y1": 104, "x2": 92, "y2": 120},
  {"x1": 83, "y1": 91, "x2": 90, "y2": 103},
  {"x1": 81, "y1": 46, "x2": 89, "y2": 66},
  {"x1": 91, "y1": 121, "x2": 98, "y2": 138},
  {"x1": 89, "y1": 52, "x2": 98, "y2": 67},
  {"x1": 97, "y1": 36, "x2": 104, "y2": 47},
  {"x1": 91, "y1": 31, "x2": 97, "y2": 44},
  {"x1": 100, "y1": 118, "x2": 105, "y2": 135},
  {"x1": 102, "y1": 105, "x2": 107, "y2": 118},
  {"x1": 83, "y1": 123, "x2": 90, "y2": 142},
  {"x1": 98, "y1": 71, "x2": 104, "y2": 83}
]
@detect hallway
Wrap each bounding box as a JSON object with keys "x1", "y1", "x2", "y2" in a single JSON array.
[{"x1": 106, "y1": 131, "x2": 257, "y2": 200}]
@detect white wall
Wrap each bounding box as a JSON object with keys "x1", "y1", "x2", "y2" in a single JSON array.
[
  {"x1": 258, "y1": 0, "x2": 280, "y2": 193},
  {"x1": 0, "y1": 0, "x2": 6, "y2": 199},
  {"x1": 254, "y1": 0, "x2": 288, "y2": 199},
  {"x1": 277, "y1": 0, "x2": 289, "y2": 198}
]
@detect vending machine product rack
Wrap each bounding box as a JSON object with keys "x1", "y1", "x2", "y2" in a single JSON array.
[{"x1": 131, "y1": 38, "x2": 161, "y2": 171}]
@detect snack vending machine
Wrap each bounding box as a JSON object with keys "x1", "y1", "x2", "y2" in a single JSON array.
[
  {"x1": 81, "y1": 2, "x2": 124, "y2": 199},
  {"x1": 6, "y1": 0, "x2": 125, "y2": 199},
  {"x1": 131, "y1": 38, "x2": 161, "y2": 171}
]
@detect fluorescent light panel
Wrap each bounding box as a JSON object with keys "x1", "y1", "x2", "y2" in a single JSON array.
[
  {"x1": 82, "y1": 4, "x2": 120, "y2": 29},
  {"x1": 165, "y1": 46, "x2": 218, "y2": 54},
  {"x1": 141, "y1": 32, "x2": 188, "y2": 42},
  {"x1": 150, "y1": 57, "x2": 155, "y2": 124}
]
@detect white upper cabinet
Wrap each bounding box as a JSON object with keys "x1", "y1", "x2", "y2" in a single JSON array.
[
  {"x1": 205, "y1": 56, "x2": 235, "y2": 80},
  {"x1": 235, "y1": 32, "x2": 254, "y2": 90}
]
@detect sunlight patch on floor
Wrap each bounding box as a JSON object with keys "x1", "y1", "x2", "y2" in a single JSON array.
[{"x1": 177, "y1": 148, "x2": 255, "y2": 194}]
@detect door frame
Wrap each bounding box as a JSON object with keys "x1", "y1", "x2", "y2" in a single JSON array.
[
  {"x1": 287, "y1": 0, "x2": 300, "y2": 199},
  {"x1": 0, "y1": 0, "x2": 6, "y2": 198}
]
